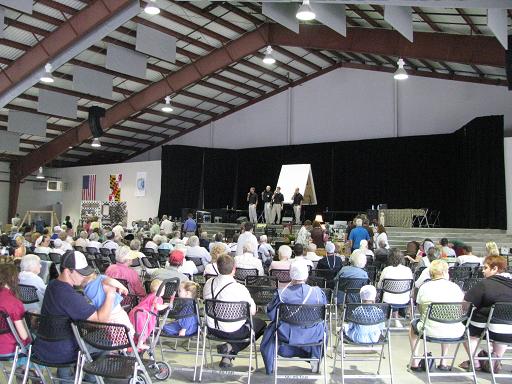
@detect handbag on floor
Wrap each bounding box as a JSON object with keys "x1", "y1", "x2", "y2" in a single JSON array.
[
  {"x1": 418, "y1": 352, "x2": 435, "y2": 371},
  {"x1": 478, "y1": 350, "x2": 502, "y2": 373}
]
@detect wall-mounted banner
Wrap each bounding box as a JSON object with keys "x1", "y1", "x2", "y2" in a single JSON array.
[
  {"x1": 109, "y1": 174, "x2": 122, "y2": 202},
  {"x1": 135, "y1": 172, "x2": 146, "y2": 197}
]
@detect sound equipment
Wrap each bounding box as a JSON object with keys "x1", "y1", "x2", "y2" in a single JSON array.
[
  {"x1": 367, "y1": 209, "x2": 378, "y2": 223},
  {"x1": 506, "y1": 35, "x2": 512, "y2": 90},
  {"x1": 88, "y1": 106, "x2": 106, "y2": 137},
  {"x1": 236, "y1": 216, "x2": 247, "y2": 224},
  {"x1": 196, "y1": 210, "x2": 211, "y2": 223}
]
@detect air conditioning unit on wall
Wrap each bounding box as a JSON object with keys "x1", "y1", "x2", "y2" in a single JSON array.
[{"x1": 47, "y1": 180, "x2": 62, "y2": 192}]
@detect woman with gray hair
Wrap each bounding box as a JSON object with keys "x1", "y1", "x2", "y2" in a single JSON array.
[
  {"x1": 105, "y1": 245, "x2": 146, "y2": 297},
  {"x1": 87, "y1": 232, "x2": 101, "y2": 250},
  {"x1": 186, "y1": 235, "x2": 211, "y2": 268},
  {"x1": 74, "y1": 231, "x2": 88, "y2": 249},
  {"x1": 335, "y1": 249, "x2": 369, "y2": 303},
  {"x1": 19, "y1": 254, "x2": 46, "y2": 312}
]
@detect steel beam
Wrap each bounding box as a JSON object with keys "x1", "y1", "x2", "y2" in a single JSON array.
[{"x1": 268, "y1": 23, "x2": 505, "y2": 68}]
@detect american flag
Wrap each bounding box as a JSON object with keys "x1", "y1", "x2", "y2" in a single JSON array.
[{"x1": 82, "y1": 175, "x2": 96, "y2": 200}]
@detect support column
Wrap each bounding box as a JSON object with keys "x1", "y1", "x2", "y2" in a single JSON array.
[{"x1": 8, "y1": 162, "x2": 20, "y2": 221}]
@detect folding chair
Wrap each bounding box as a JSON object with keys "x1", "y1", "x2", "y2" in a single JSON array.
[
  {"x1": 34, "y1": 253, "x2": 49, "y2": 262},
  {"x1": 274, "y1": 303, "x2": 327, "y2": 384},
  {"x1": 333, "y1": 303, "x2": 393, "y2": 384},
  {"x1": 159, "y1": 278, "x2": 180, "y2": 302},
  {"x1": 24, "y1": 312, "x2": 83, "y2": 384},
  {"x1": 141, "y1": 256, "x2": 159, "y2": 270},
  {"x1": 158, "y1": 298, "x2": 202, "y2": 381},
  {"x1": 18, "y1": 284, "x2": 39, "y2": 306},
  {"x1": 448, "y1": 266, "x2": 473, "y2": 281},
  {"x1": 157, "y1": 249, "x2": 169, "y2": 266},
  {"x1": 186, "y1": 257, "x2": 205, "y2": 274},
  {"x1": 270, "y1": 269, "x2": 291, "y2": 286},
  {"x1": 380, "y1": 278, "x2": 414, "y2": 329},
  {"x1": 307, "y1": 275, "x2": 327, "y2": 289},
  {"x1": 49, "y1": 253, "x2": 62, "y2": 266},
  {"x1": 74, "y1": 246, "x2": 85, "y2": 253},
  {"x1": 364, "y1": 265, "x2": 377, "y2": 283},
  {"x1": 234, "y1": 268, "x2": 258, "y2": 284},
  {"x1": 409, "y1": 302, "x2": 477, "y2": 384},
  {"x1": 85, "y1": 247, "x2": 99, "y2": 258},
  {"x1": 246, "y1": 286, "x2": 277, "y2": 317},
  {"x1": 472, "y1": 302, "x2": 512, "y2": 384},
  {"x1": 142, "y1": 248, "x2": 157, "y2": 257},
  {"x1": 99, "y1": 248, "x2": 111, "y2": 258},
  {"x1": 120, "y1": 294, "x2": 139, "y2": 313},
  {"x1": 199, "y1": 300, "x2": 258, "y2": 383},
  {"x1": 428, "y1": 210, "x2": 440, "y2": 228},
  {"x1": 335, "y1": 278, "x2": 370, "y2": 306},
  {"x1": 312, "y1": 269, "x2": 338, "y2": 290},
  {"x1": 204, "y1": 274, "x2": 217, "y2": 282},
  {"x1": 0, "y1": 311, "x2": 43, "y2": 384},
  {"x1": 72, "y1": 320, "x2": 155, "y2": 384},
  {"x1": 245, "y1": 275, "x2": 277, "y2": 288}
]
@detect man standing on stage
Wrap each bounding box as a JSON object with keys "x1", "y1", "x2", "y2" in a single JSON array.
[
  {"x1": 292, "y1": 188, "x2": 304, "y2": 224},
  {"x1": 261, "y1": 186, "x2": 273, "y2": 224},
  {"x1": 247, "y1": 187, "x2": 258, "y2": 224},
  {"x1": 271, "y1": 187, "x2": 284, "y2": 224}
]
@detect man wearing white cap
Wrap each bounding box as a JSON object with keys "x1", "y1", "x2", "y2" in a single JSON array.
[
  {"x1": 260, "y1": 260, "x2": 327, "y2": 374},
  {"x1": 33, "y1": 250, "x2": 117, "y2": 380}
]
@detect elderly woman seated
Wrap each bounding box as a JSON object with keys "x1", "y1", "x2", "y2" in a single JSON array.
[
  {"x1": 408, "y1": 260, "x2": 464, "y2": 371},
  {"x1": 335, "y1": 249, "x2": 369, "y2": 303},
  {"x1": 260, "y1": 260, "x2": 327, "y2": 374},
  {"x1": 18, "y1": 254, "x2": 47, "y2": 312},
  {"x1": 105, "y1": 245, "x2": 146, "y2": 298}
]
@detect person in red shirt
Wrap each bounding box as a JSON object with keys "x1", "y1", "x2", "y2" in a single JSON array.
[
  {"x1": 105, "y1": 245, "x2": 146, "y2": 297},
  {"x1": 0, "y1": 264, "x2": 30, "y2": 358}
]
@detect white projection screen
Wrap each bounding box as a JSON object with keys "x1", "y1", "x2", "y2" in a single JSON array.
[{"x1": 275, "y1": 164, "x2": 317, "y2": 205}]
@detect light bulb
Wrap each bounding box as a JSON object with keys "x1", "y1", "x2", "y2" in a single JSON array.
[
  {"x1": 161, "y1": 96, "x2": 173, "y2": 112},
  {"x1": 40, "y1": 63, "x2": 54, "y2": 83},
  {"x1": 91, "y1": 137, "x2": 101, "y2": 147},
  {"x1": 263, "y1": 46, "x2": 276, "y2": 65},
  {"x1": 394, "y1": 58, "x2": 409, "y2": 80},
  {"x1": 144, "y1": 0, "x2": 160, "y2": 15},
  {"x1": 296, "y1": 0, "x2": 315, "y2": 21}
]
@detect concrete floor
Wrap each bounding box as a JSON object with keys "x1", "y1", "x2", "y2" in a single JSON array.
[{"x1": 156, "y1": 330, "x2": 510, "y2": 384}]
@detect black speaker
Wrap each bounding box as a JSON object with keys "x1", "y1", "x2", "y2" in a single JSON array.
[
  {"x1": 88, "y1": 106, "x2": 105, "y2": 137},
  {"x1": 506, "y1": 35, "x2": 512, "y2": 91}
]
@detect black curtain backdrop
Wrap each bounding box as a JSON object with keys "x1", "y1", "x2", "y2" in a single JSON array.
[{"x1": 159, "y1": 115, "x2": 506, "y2": 229}]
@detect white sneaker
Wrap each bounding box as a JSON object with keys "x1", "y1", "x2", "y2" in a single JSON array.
[
  {"x1": 393, "y1": 319, "x2": 403, "y2": 328},
  {"x1": 310, "y1": 361, "x2": 320, "y2": 373}
]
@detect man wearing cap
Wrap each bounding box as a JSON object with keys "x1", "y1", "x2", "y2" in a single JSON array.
[
  {"x1": 260, "y1": 260, "x2": 327, "y2": 374},
  {"x1": 147, "y1": 250, "x2": 189, "y2": 282},
  {"x1": 50, "y1": 226, "x2": 62, "y2": 240},
  {"x1": 33, "y1": 250, "x2": 117, "y2": 380},
  {"x1": 105, "y1": 246, "x2": 146, "y2": 297}
]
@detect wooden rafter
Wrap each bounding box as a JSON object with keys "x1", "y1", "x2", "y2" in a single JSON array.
[
  {"x1": 412, "y1": 6, "x2": 443, "y2": 32},
  {"x1": 456, "y1": 8, "x2": 482, "y2": 35}
]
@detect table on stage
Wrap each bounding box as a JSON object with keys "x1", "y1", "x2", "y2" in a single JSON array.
[{"x1": 379, "y1": 208, "x2": 426, "y2": 228}]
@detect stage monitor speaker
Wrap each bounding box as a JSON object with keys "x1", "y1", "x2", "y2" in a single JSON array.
[
  {"x1": 88, "y1": 106, "x2": 105, "y2": 137},
  {"x1": 282, "y1": 217, "x2": 293, "y2": 224},
  {"x1": 507, "y1": 35, "x2": 512, "y2": 91},
  {"x1": 236, "y1": 216, "x2": 248, "y2": 224}
]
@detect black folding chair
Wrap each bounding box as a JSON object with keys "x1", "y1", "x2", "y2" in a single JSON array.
[
  {"x1": 307, "y1": 275, "x2": 327, "y2": 289},
  {"x1": 200, "y1": 300, "x2": 258, "y2": 383},
  {"x1": 270, "y1": 269, "x2": 291, "y2": 285},
  {"x1": 410, "y1": 302, "x2": 476, "y2": 384},
  {"x1": 85, "y1": 247, "x2": 99, "y2": 257},
  {"x1": 158, "y1": 278, "x2": 180, "y2": 302},
  {"x1": 381, "y1": 278, "x2": 414, "y2": 329},
  {"x1": 186, "y1": 257, "x2": 205, "y2": 274},
  {"x1": 34, "y1": 253, "x2": 49, "y2": 262},
  {"x1": 334, "y1": 303, "x2": 393, "y2": 384},
  {"x1": 448, "y1": 266, "x2": 473, "y2": 281},
  {"x1": 234, "y1": 268, "x2": 258, "y2": 284},
  {"x1": 18, "y1": 284, "x2": 39, "y2": 305},
  {"x1": 141, "y1": 256, "x2": 159, "y2": 270},
  {"x1": 142, "y1": 248, "x2": 157, "y2": 257},
  {"x1": 49, "y1": 252, "x2": 62, "y2": 266},
  {"x1": 245, "y1": 275, "x2": 277, "y2": 288},
  {"x1": 336, "y1": 278, "x2": 370, "y2": 305},
  {"x1": 274, "y1": 303, "x2": 327, "y2": 384},
  {"x1": 120, "y1": 294, "x2": 139, "y2": 313},
  {"x1": 312, "y1": 269, "x2": 338, "y2": 290},
  {"x1": 246, "y1": 286, "x2": 277, "y2": 315}
]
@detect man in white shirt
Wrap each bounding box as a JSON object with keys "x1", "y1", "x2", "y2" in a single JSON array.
[
  {"x1": 186, "y1": 235, "x2": 211, "y2": 267},
  {"x1": 112, "y1": 222, "x2": 124, "y2": 239},
  {"x1": 87, "y1": 233, "x2": 102, "y2": 251},
  {"x1": 440, "y1": 238, "x2": 456, "y2": 257},
  {"x1": 209, "y1": 232, "x2": 230, "y2": 254},
  {"x1": 235, "y1": 243, "x2": 264, "y2": 276},
  {"x1": 160, "y1": 215, "x2": 173, "y2": 236},
  {"x1": 295, "y1": 220, "x2": 311, "y2": 247},
  {"x1": 101, "y1": 232, "x2": 119, "y2": 251},
  {"x1": 409, "y1": 260, "x2": 464, "y2": 371},
  {"x1": 305, "y1": 243, "x2": 322, "y2": 262},
  {"x1": 236, "y1": 222, "x2": 258, "y2": 258},
  {"x1": 455, "y1": 245, "x2": 483, "y2": 266},
  {"x1": 203, "y1": 254, "x2": 266, "y2": 367}
]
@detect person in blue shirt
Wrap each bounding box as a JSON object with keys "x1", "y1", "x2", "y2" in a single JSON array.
[
  {"x1": 343, "y1": 285, "x2": 385, "y2": 344},
  {"x1": 162, "y1": 281, "x2": 199, "y2": 337},
  {"x1": 182, "y1": 213, "x2": 197, "y2": 236},
  {"x1": 260, "y1": 260, "x2": 327, "y2": 374},
  {"x1": 348, "y1": 218, "x2": 370, "y2": 252},
  {"x1": 335, "y1": 250, "x2": 369, "y2": 304}
]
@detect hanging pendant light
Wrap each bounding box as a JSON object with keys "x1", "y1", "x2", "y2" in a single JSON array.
[
  {"x1": 40, "y1": 63, "x2": 55, "y2": 83},
  {"x1": 144, "y1": 0, "x2": 160, "y2": 15},
  {"x1": 161, "y1": 96, "x2": 173, "y2": 113},
  {"x1": 394, "y1": 58, "x2": 409, "y2": 80},
  {"x1": 262, "y1": 46, "x2": 276, "y2": 65},
  {"x1": 296, "y1": 0, "x2": 316, "y2": 21},
  {"x1": 36, "y1": 167, "x2": 45, "y2": 179}
]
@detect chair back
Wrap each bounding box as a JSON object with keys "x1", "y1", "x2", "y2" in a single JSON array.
[
  {"x1": 336, "y1": 277, "x2": 370, "y2": 295},
  {"x1": 246, "y1": 286, "x2": 276, "y2": 306},
  {"x1": 186, "y1": 257, "x2": 203, "y2": 267},
  {"x1": 426, "y1": 302, "x2": 473, "y2": 324},
  {"x1": 234, "y1": 267, "x2": 258, "y2": 283},
  {"x1": 448, "y1": 266, "x2": 473, "y2": 281},
  {"x1": 245, "y1": 275, "x2": 277, "y2": 287},
  {"x1": 276, "y1": 303, "x2": 326, "y2": 327},
  {"x1": 120, "y1": 294, "x2": 139, "y2": 312},
  {"x1": 204, "y1": 299, "x2": 250, "y2": 327},
  {"x1": 18, "y1": 284, "x2": 40, "y2": 304},
  {"x1": 86, "y1": 247, "x2": 99, "y2": 255},
  {"x1": 0, "y1": 311, "x2": 26, "y2": 349},
  {"x1": 35, "y1": 252, "x2": 49, "y2": 261},
  {"x1": 130, "y1": 257, "x2": 141, "y2": 267},
  {"x1": 489, "y1": 302, "x2": 512, "y2": 325},
  {"x1": 157, "y1": 278, "x2": 180, "y2": 301},
  {"x1": 25, "y1": 312, "x2": 73, "y2": 341},
  {"x1": 462, "y1": 278, "x2": 483, "y2": 292},
  {"x1": 270, "y1": 268, "x2": 291, "y2": 284},
  {"x1": 312, "y1": 269, "x2": 338, "y2": 289},
  {"x1": 141, "y1": 256, "x2": 159, "y2": 269},
  {"x1": 364, "y1": 265, "x2": 377, "y2": 282},
  {"x1": 381, "y1": 278, "x2": 414, "y2": 294},
  {"x1": 49, "y1": 253, "x2": 62, "y2": 264},
  {"x1": 414, "y1": 266, "x2": 427, "y2": 281},
  {"x1": 73, "y1": 246, "x2": 85, "y2": 252},
  {"x1": 320, "y1": 288, "x2": 333, "y2": 304},
  {"x1": 343, "y1": 303, "x2": 391, "y2": 326},
  {"x1": 165, "y1": 298, "x2": 200, "y2": 334},
  {"x1": 307, "y1": 275, "x2": 326, "y2": 288},
  {"x1": 99, "y1": 248, "x2": 111, "y2": 257},
  {"x1": 74, "y1": 320, "x2": 132, "y2": 350},
  {"x1": 142, "y1": 248, "x2": 156, "y2": 257},
  {"x1": 204, "y1": 273, "x2": 217, "y2": 282}
]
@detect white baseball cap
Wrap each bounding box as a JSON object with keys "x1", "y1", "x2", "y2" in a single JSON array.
[{"x1": 61, "y1": 250, "x2": 94, "y2": 276}]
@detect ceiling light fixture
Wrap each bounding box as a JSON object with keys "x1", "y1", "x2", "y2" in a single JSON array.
[
  {"x1": 296, "y1": 0, "x2": 316, "y2": 21},
  {"x1": 40, "y1": 63, "x2": 55, "y2": 83},
  {"x1": 161, "y1": 96, "x2": 173, "y2": 113},
  {"x1": 91, "y1": 137, "x2": 101, "y2": 148},
  {"x1": 144, "y1": 0, "x2": 160, "y2": 15},
  {"x1": 36, "y1": 167, "x2": 45, "y2": 179},
  {"x1": 394, "y1": 58, "x2": 409, "y2": 80},
  {"x1": 262, "y1": 46, "x2": 276, "y2": 65}
]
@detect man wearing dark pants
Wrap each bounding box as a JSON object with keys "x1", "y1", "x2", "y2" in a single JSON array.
[
  {"x1": 261, "y1": 186, "x2": 273, "y2": 224},
  {"x1": 292, "y1": 188, "x2": 304, "y2": 224},
  {"x1": 271, "y1": 187, "x2": 284, "y2": 224},
  {"x1": 203, "y1": 254, "x2": 266, "y2": 367},
  {"x1": 247, "y1": 187, "x2": 258, "y2": 224}
]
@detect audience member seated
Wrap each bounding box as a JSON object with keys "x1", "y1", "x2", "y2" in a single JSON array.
[
  {"x1": 169, "y1": 231, "x2": 182, "y2": 246},
  {"x1": 295, "y1": 220, "x2": 312, "y2": 247},
  {"x1": 50, "y1": 226, "x2": 61, "y2": 241},
  {"x1": 186, "y1": 235, "x2": 211, "y2": 267},
  {"x1": 359, "y1": 240, "x2": 374, "y2": 259},
  {"x1": 199, "y1": 232, "x2": 210, "y2": 250},
  {"x1": 18, "y1": 254, "x2": 46, "y2": 312},
  {"x1": 317, "y1": 242, "x2": 343, "y2": 273},
  {"x1": 33, "y1": 250, "x2": 117, "y2": 380},
  {"x1": 310, "y1": 221, "x2": 325, "y2": 249},
  {"x1": 58, "y1": 231, "x2": 73, "y2": 251},
  {"x1": 461, "y1": 255, "x2": 512, "y2": 371},
  {"x1": 101, "y1": 231, "x2": 119, "y2": 251},
  {"x1": 343, "y1": 285, "x2": 384, "y2": 343},
  {"x1": 0, "y1": 264, "x2": 30, "y2": 360},
  {"x1": 439, "y1": 238, "x2": 456, "y2": 258},
  {"x1": 157, "y1": 235, "x2": 172, "y2": 252},
  {"x1": 375, "y1": 225, "x2": 389, "y2": 249},
  {"x1": 162, "y1": 281, "x2": 200, "y2": 337},
  {"x1": 485, "y1": 241, "x2": 500, "y2": 257},
  {"x1": 105, "y1": 246, "x2": 146, "y2": 297},
  {"x1": 203, "y1": 254, "x2": 266, "y2": 368},
  {"x1": 209, "y1": 232, "x2": 230, "y2": 254},
  {"x1": 34, "y1": 235, "x2": 51, "y2": 255},
  {"x1": 378, "y1": 249, "x2": 413, "y2": 325},
  {"x1": 160, "y1": 215, "x2": 173, "y2": 236},
  {"x1": 408, "y1": 260, "x2": 464, "y2": 371},
  {"x1": 14, "y1": 235, "x2": 26, "y2": 260},
  {"x1": 227, "y1": 234, "x2": 238, "y2": 254},
  {"x1": 292, "y1": 243, "x2": 313, "y2": 269},
  {"x1": 405, "y1": 239, "x2": 434, "y2": 266},
  {"x1": 173, "y1": 244, "x2": 198, "y2": 276},
  {"x1": 74, "y1": 231, "x2": 88, "y2": 249},
  {"x1": 204, "y1": 244, "x2": 225, "y2": 276},
  {"x1": 236, "y1": 222, "x2": 258, "y2": 257},
  {"x1": 112, "y1": 222, "x2": 124, "y2": 239},
  {"x1": 414, "y1": 248, "x2": 440, "y2": 288},
  {"x1": 260, "y1": 260, "x2": 327, "y2": 374},
  {"x1": 148, "y1": 249, "x2": 189, "y2": 282},
  {"x1": 87, "y1": 232, "x2": 102, "y2": 251},
  {"x1": 348, "y1": 218, "x2": 370, "y2": 252},
  {"x1": 269, "y1": 245, "x2": 293, "y2": 275},
  {"x1": 455, "y1": 245, "x2": 483, "y2": 266},
  {"x1": 374, "y1": 239, "x2": 390, "y2": 271},
  {"x1": 51, "y1": 239, "x2": 65, "y2": 255},
  {"x1": 235, "y1": 243, "x2": 264, "y2": 276},
  {"x1": 305, "y1": 243, "x2": 322, "y2": 262},
  {"x1": 335, "y1": 250, "x2": 369, "y2": 303},
  {"x1": 258, "y1": 235, "x2": 275, "y2": 267}
]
